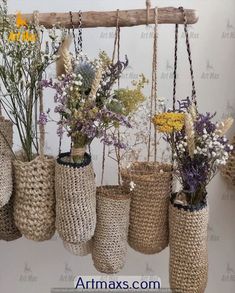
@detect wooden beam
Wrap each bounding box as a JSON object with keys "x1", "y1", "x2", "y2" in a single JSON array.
[{"x1": 14, "y1": 7, "x2": 198, "y2": 29}]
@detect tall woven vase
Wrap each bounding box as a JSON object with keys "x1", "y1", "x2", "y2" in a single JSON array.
[
  {"x1": 0, "y1": 116, "x2": 13, "y2": 208},
  {"x1": 169, "y1": 196, "x2": 209, "y2": 293},
  {"x1": 221, "y1": 135, "x2": 235, "y2": 186},
  {"x1": 121, "y1": 162, "x2": 172, "y2": 254},
  {"x1": 0, "y1": 196, "x2": 21, "y2": 241},
  {"x1": 55, "y1": 152, "x2": 96, "y2": 253},
  {"x1": 92, "y1": 186, "x2": 131, "y2": 274},
  {"x1": 13, "y1": 155, "x2": 56, "y2": 241}
]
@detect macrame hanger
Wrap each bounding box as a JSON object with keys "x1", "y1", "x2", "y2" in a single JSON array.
[
  {"x1": 101, "y1": 9, "x2": 121, "y2": 186},
  {"x1": 77, "y1": 10, "x2": 83, "y2": 54},
  {"x1": 69, "y1": 11, "x2": 83, "y2": 57},
  {"x1": 172, "y1": 7, "x2": 197, "y2": 110},
  {"x1": 147, "y1": 7, "x2": 158, "y2": 162},
  {"x1": 179, "y1": 6, "x2": 197, "y2": 107}
]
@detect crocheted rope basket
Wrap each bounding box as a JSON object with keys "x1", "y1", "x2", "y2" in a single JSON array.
[
  {"x1": 169, "y1": 195, "x2": 209, "y2": 293},
  {"x1": 92, "y1": 186, "x2": 131, "y2": 274},
  {"x1": 0, "y1": 195, "x2": 21, "y2": 241},
  {"x1": 63, "y1": 239, "x2": 92, "y2": 256},
  {"x1": 0, "y1": 116, "x2": 13, "y2": 208},
  {"x1": 13, "y1": 155, "x2": 56, "y2": 241},
  {"x1": 55, "y1": 152, "x2": 96, "y2": 245},
  {"x1": 121, "y1": 162, "x2": 172, "y2": 254}
]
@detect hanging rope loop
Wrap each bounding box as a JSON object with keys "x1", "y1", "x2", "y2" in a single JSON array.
[
  {"x1": 102, "y1": 9, "x2": 121, "y2": 186},
  {"x1": 172, "y1": 7, "x2": 197, "y2": 110},
  {"x1": 69, "y1": 10, "x2": 83, "y2": 57},
  {"x1": 147, "y1": 7, "x2": 158, "y2": 162}
]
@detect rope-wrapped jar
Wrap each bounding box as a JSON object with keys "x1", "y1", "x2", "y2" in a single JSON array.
[
  {"x1": 92, "y1": 186, "x2": 130, "y2": 274},
  {"x1": 221, "y1": 135, "x2": 235, "y2": 186},
  {"x1": 0, "y1": 195, "x2": 21, "y2": 241},
  {"x1": 169, "y1": 194, "x2": 209, "y2": 293},
  {"x1": 121, "y1": 162, "x2": 172, "y2": 254},
  {"x1": 55, "y1": 152, "x2": 96, "y2": 246},
  {"x1": 13, "y1": 155, "x2": 56, "y2": 241},
  {"x1": 0, "y1": 116, "x2": 13, "y2": 208}
]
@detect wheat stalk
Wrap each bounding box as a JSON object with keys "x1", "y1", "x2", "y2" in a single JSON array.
[
  {"x1": 88, "y1": 67, "x2": 103, "y2": 99},
  {"x1": 188, "y1": 103, "x2": 197, "y2": 121},
  {"x1": 56, "y1": 36, "x2": 72, "y2": 77},
  {"x1": 185, "y1": 112, "x2": 195, "y2": 159}
]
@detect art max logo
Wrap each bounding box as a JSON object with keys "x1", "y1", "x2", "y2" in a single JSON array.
[
  {"x1": 222, "y1": 19, "x2": 235, "y2": 39},
  {"x1": 201, "y1": 60, "x2": 220, "y2": 80},
  {"x1": 8, "y1": 12, "x2": 37, "y2": 42},
  {"x1": 221, "y1": 263, "x2": 235, "y2": 282},
  {"x1": 59, "y1": 263, "x2": 75, "y2": 282},
  {"x1": 19, "y1": 263, "x2": 37, "y2": 282}
]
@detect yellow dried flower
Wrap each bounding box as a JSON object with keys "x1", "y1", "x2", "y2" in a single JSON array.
[{"x1": 152, "y1": 112, "x2": 185, "y2": 133}]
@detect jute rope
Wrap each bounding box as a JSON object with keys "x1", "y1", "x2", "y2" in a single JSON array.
[
  {"x1": 71, "y1": 147, "x2": 86, "y2": 158},
  {"x1": 147, "y1": 7, "x2": 158, "y2": 162}
]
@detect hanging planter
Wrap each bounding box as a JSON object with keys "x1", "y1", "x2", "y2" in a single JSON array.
[
  {"x1": 13, "y1": 86, "x2": 56, "y2": 242},
  {"x1": 221, "y1": 135, "x2": 235, "y2": 186},
  {"x1": 121, "y1": 162, "x2": 172, "y2": 254},
  {"x1": 0, "y1": 196, "x2": 21, "y2": 241},
  {"x1": 169, "y1": 194, "x2": 209, "y2": 293},
  {"x1": 13, "y1": 154, "x2": 56, "y2": 241},
  {"x1": 92, "y1": 186, "x2": 130, "y2": 274},
  {"x1": 63, "y1": 239, "x2": 92, "y2": 257},
  {"x1": 0, "y1": 116, "x2": 13, "y2": 208},
  {"x1": 55, "y1": 152, "x2": 96, "y2": 245}
]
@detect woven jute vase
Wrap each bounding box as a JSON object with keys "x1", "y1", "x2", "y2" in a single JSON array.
[
  {"x1": 0, "y1": 195, "x2": 21, "y2": 241},
  {"x1": 13, "y1": 155, "x2": 56, "y2": 241},
  {"x1": 0, "y1": 116, "x2": 13, "y2": 208},
  {"x1": 169, "y1": 195, "x2": 209, "y2": 293},
  {"x1": 92, "y1": 186, "x2": 131, "y2": 274},
  {"x1": 63, "y1": 239, "x2": 92, "y2": 256},
  {"x1": 221, "y1": 136, "x2": 235, "y2": 186},
  {"x1": 55, "y1": 152, "x2": 96, "y2": 245},
  {"x1": 121, "y1": 162, "x2": 172, "y2": 254}
]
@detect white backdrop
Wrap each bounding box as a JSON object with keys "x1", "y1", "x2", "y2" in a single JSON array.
[{"x1": 1, "y1": 0, "x2": 235, "y2": 292}]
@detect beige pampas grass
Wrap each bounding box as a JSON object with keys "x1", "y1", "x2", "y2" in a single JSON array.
[
  {"x1": 185, "y1": 113, "x2": 195, "y2": 159},
  {"x1": 215, "y1": 117, "x2": 234, "y2": 136},
  {"x1": 188, "y1": 103, "x2": 197, "y2": 122},
  {"x1": 56, "y1": 36, "x2": 72, "y2": 77},
  {"x1": 88, "y1": 67, "x2": 103, "y2": 99}
]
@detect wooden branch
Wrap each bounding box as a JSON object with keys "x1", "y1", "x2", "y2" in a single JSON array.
[{"x1": 14, "y1": 7, "x2": 198, "y2": 29}]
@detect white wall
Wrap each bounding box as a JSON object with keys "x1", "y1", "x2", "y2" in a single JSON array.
[{"x1": 1, "y1": 0, "x2": 235, "y2": 292}]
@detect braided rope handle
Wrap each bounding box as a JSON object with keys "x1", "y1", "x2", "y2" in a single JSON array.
[
  {"x1": 33, "y1": 11, "x2": 45, "y2": 157},
  {"x1": 173, "y1": 7, "x2": 197, "y2": 110}
]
